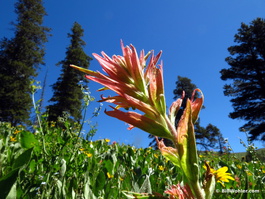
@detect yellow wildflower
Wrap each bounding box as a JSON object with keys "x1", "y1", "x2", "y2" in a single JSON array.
[
  {"x1": 84, "y1": 152, "x2": 92, "y2": 157},
  {"x1": 154, "y1": 153, "x2": 159, "y2": 158},
  {"x1": 107, "y1": 172, "x2": 114, "y2": 179},
  {"x1": 79, "y1": 148, "x2": 85, "y2": 151},
  {"x1": 10, "y1": 136, "x2": 17, "y2": 142},
  {"x1": 204, "y1": 164, "x2": 234, "y2": 187},
  {"x1": 214, "y1": 166, "x2": 235, "y2": 185},
  {"x1": 158, "y1": 165, "x2": 165, "y2": 171},
  {"x1": 105, "y1": 138, "x2": 110, "y2": 142},
  {"x1": 246, "y1": 170, "x2": 252, "y2": 176},
  {"x1": 119, "y1": 177, "x2": 124, "y2": 181},
  {"x1": 146, "y1": 150, "x2": 151, "y2": 155},
  {"x1": 14, "y1": 130, "x2": 21, "y2": 134},
  {"x1": 236, "y1": 164, "x2": 242, "y2": 169}
]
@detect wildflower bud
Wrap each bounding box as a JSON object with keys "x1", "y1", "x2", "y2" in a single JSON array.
[{"x1": 156, "y1": 137, "x2": 180, "y2": 168}]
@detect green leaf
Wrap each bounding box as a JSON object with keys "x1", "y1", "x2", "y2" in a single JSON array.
[
  {"x1": 104, "y1": 159, "x2": 114, "y2": 174},
  {"x1": 95, "y1": 170, "x2": 105, "y2": 193},
  {"x1": 12, "y1": 148, "x2": 33, "y2": 170},
  {"x1": 84, "y1": 178, "x2": 97, "y2": 199},
  {"x1": 139, "y1": 175, "x2": 152, "y2": 194},
  {"x1": 29, "y1": 160, "x2": 36, "y2": 173},
  {"x1": 122, "y1": 191, "x2": 166, "y2": 199},
  {"x1": 0, "y1": 148, "x2": 33, "y2": 199},
  {"x1": 19, "y1": 131, "x2": 38, "y2": 149},
  {"x1": 0, "y1": 169, "x2": 19, "y2": 199},
  {"x1": 0, "y1": 139, "x2": 3, "y2": 151},
  {"x1": 59, "y1": 159, "x2": 67, "y2": 179},
  {"x1": 6, "y1": 183, "x2": 16, "y2": 199}
]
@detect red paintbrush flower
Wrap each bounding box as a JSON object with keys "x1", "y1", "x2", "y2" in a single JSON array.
[{"x1": 71, "y1": 41, "x2": 172, "y2": 139}]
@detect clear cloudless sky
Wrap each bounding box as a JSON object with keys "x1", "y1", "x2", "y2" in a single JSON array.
[{"x1": 1, "y1": 0, "x2": 265, "y2": 152}]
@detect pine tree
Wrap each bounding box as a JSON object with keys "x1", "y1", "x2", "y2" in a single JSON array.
[
  {"x1": 221, "y1": 18, "x2": 265, "y2": 141},
  {"x1": 0, "y1": 0, "x2": 50, "y2": 125},
  {"x1": 47, "y1": 22, "x2": 92, "y2": 123}
]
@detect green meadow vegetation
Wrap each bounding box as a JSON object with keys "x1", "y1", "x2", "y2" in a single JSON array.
[{"x1": 0, "y1": 118, "x2": 265, "y2": 198}]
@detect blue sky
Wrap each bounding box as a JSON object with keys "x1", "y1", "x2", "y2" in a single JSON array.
[{"x1": 1, "y1": 0, "x2": 265, "y2": 152}]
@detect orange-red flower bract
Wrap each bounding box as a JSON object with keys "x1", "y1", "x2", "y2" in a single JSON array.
[
  {"x1": 165, "y1": 184, "x2": 195, "y2": 199},
  {"x1": 70, "y1": 41, "x2": 172, "y2": 139}
]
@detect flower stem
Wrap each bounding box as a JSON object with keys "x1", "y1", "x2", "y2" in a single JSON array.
[
  {"x1": 31, "y1": 90, "x2": 47, "y2": 155},
  {"x1": 191, "y1": 180, "x2": 205, "y2": 199}
]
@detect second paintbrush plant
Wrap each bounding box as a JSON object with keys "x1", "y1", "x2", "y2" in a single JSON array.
[{"x1": 70, "y1": 41, "x2": 231, "y2": 199}]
